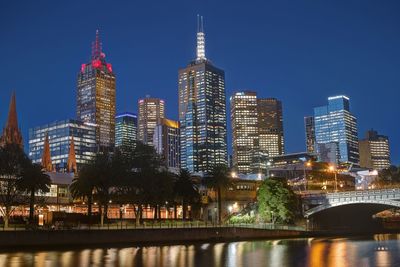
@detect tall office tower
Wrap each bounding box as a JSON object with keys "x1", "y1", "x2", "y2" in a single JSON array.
[
  {"x1": 178, "y1": 16, "x2": 227, "y2": 174},
  {"x1": 138, "y1": 97, "x2": 165, "y2": 145},
  {"x1": 0, "y1": 92, "x2": 23, "y2": 148},
  {"x1": 230, "y1": 91, "x2": 259, "y2": 174},
  {"x1": 153, "y1": 118, "x2": 180, "y2": 171},
  {"x1": 257, "y1": 98, "x2": 284, "y2": 157},
  {"x1": 304, "y1": 116, "x2": 316, "y2": 153},
  {"x1": 115, "y1": 112, "x2": 137, "y2": 156},
  {"x1": 359, "y1": 130, "x2": 391, "y2": 170},
  {"x1": 29, "y1": 119, "x2": 97, "y2": 172},
  {"x1": 77, "y1": 30, "x2": 116, "y2": 151},
  {"x1": 314, "y1": 95, "x2": 359, "y2": 164}
]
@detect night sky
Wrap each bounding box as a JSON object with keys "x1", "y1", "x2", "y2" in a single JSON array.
[{"x1": 0, "y1": 1, "x2": 399, "y2": 164}]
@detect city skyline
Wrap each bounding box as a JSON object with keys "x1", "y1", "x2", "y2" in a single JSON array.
[{"x1": 1, "y1": 1, "x2": 399, "y2": 164}]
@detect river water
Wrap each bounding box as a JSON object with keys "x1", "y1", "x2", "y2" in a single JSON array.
[{"x1": 1, "y1": 234, "x2": 400, "y2": 267}]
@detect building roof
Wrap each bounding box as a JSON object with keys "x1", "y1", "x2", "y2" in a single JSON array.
[{"x1": 46, "y1": 172, "x2": 74, "y2": 185}]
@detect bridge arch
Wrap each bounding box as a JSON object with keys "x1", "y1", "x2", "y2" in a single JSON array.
[{"x1": 305, "y1": 199, "x2": 400, "y2": 217}]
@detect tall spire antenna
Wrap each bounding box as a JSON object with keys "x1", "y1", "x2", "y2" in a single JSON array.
[
  {"x1": 196, "y1": 15, "x2": 206, "y2": 61},
  {"x1": 92, "y1": 29, "x2": 102, "y2": 60}
]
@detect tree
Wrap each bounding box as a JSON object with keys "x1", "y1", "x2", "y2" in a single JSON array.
[
  {"x1": 173, "y1": 169, "x2": 199, "y2": 220},
  {"x1": 0, "y1": 144, "x2": 29, "y2": 228},
  {"x1": 70, "y1": 165, "x2": 96, "y2": 222},
  {"x1": 377, "y1": 166, "x2": 400, "y2": 185},
  {"x1": 18, "y1": 163, "x2": 51, "y2": 224},
  {"x1": 204, "y1": 165, "x2": 231, "y2": 224},
  {"x1": 257, "y1": 178, "x2": 297, "y2": 224}
]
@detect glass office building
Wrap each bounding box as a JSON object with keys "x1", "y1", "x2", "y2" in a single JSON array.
[
  {"x1": 230, "y1": 91, "x2": 259, "y2": 174},
  {"x1": 179, "y1": 17, "x2": 227, "y2": 175},
  {"x1": 314, "y1": 95, "x2": 359, "y2": 164},
  {"x1": 138, "y1": 97, "x2": 165, "y2": 146},
  {"x1": 257, "y1": 98, "x2": 285, "y2": 158},
  {"x1": 77, "y1": 30, "x2": 116, "y2": 150},
  {"x1": 153, "y1": 118, "x2": 180, "y2": 172},
  {"x1": 115, "y1": 112, "x2": 137, "y2": 156},
  {"x1": 29, "y1": 119, "x2": 97, "y2": 172},
  {"x1": 304, "y1": 116, "x2": 316, "y2": 153},
  {"x1": 359, "y1": 130, "x2": 391, "y2": 170}
]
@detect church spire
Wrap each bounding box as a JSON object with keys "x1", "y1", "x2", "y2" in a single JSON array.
[
  {"x1": 67, "y1": 136, "x2": 77, "y2": 173},
  {"x1": 41, "y1": 133, "x2": 53, "y2": 172},
  {"x1": 196, "y1": 15, "x2": 206, "y2": 61},
  {"x1": 0, "y1": 92, "x2": 23, "y2": 148}
]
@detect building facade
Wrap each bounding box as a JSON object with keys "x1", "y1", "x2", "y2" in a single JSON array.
[
  {"x1": 230, "y1": 91, "x2": 259, "y2": 174},
  {"x1": 314, "y1": 95, "x2": 359, "y2": 164},
  {"x1": 179, "y1": 17, "x2": 227, "y2": 174},
  {"x1": 29, "y1": 119, "x2": 97, "y2": 172},
  {"x1": 257, "y1": 98, "x2": 284, "y2": 157},
  {"x1": 77, "y1": 30, "x2": 116, "y2": 151},
  {"x1": 153, "y1": 118, "x2": 180, "y2": 171},
  {"x1": 138, "y1": 97, "x2": 165, "y2": 146},
  {"x1": 304, "y1": 116, "x2": 316, "y2": 153},
  {"x1": 115, "y1": 112, "x2": 137, "y2": 156},
  {"x1": 359, "y1": 130, "x2": 391, "y2": 170}
]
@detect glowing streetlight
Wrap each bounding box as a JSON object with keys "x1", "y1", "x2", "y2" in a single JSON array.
[{"x1": 328, "y1": 165, "x2": 338, "y2": 192}]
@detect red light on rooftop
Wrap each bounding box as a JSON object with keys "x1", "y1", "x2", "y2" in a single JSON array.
[
  {"x1": 107, "y1": 63, "x2": 113, "y2": 73},
  {"x1": 81, "y1": 64, "x2": 86, "y2": 73},
  {"x1": 92, "y1": 59, "x2": 102, "y2": 68}
]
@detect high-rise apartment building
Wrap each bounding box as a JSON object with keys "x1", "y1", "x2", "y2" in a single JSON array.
[
  {"x1": 77, "y1": 30, "x2": 116, "y2": 151},
  {"x1": 29, "y1": 119, "x2": 97, "y2": 172},
  {"x1": 230, "y1": 91, "x2": 259, "y2": 174},
  {"x1": 179, "y1": 16, "x2": 227, "y2": 174},
  {"x1": 257, "y1": 98, "x2": 284, "y2": 157},
  {"x1": 314, "y1": 95, "x2": 359, "y2": 164},
  {"x1": 230, "y1": 92, "x2": 284, "y2": 174},
  {"x1": 304, "y1": 116, "x2": 316, "y2": 153},
  {"x1": 115, "y1": 112, "x2": 137, "y2": 156},
  {"x1": 359, "y1": 130, "x2": 390, "y2": 170},
  {"x1": 138, "y1": 97, "x2": 165, "y2": 146},
  {"x1": 153, "y1": 118, "x2": 180, "y2": 172}
]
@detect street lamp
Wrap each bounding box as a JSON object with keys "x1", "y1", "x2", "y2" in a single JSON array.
[{"x1": 329, "y1": 165, "x2": 338, "y2": 192}]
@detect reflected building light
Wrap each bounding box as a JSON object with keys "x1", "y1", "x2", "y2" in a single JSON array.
[{"x1": 61, "y1": 251, "x2": 74, "y2": 267}]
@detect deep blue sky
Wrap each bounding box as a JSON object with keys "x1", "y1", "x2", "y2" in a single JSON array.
[{"x1": 0, "y1": 1, "x2": 399, "y2": 164}]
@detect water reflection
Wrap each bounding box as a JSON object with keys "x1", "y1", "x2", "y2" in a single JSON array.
[{"x1": 1, "y1": 234, "x2": 400, "y2": 267}]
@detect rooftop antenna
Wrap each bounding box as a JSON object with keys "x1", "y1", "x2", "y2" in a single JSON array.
[
  {"x1": 92, "y1": 29, "x2": 102, "y2": 60},
  {"x1": 196, "y1": 15, "x2": 206, "y2": 61}
]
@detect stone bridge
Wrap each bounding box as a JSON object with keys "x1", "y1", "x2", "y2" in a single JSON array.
[{"x1": 302, "y1": 188, "x2": 400, "y2": 217}]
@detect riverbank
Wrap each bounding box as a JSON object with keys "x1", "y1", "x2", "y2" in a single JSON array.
[
  {"x1": 0, "y1": 227, "x2": 303, "y2": 249},
  {"x1": 1, "y1": 227, "x2": 398, "y2": 250}
]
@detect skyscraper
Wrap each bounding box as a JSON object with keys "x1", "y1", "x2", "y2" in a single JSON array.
[
  {"x1": 230, "y1": 91, "x2": 259, "y2": 174},
  {"x1": 77, "y1": 30, "x2": 116, "y2": 151},
  {"x1": 29, "y1": 119, "x2": 97, "y2": 172},
  {"x1": 304, "y1": 116, "x2": 316, "y2": 153},
  {"x1": 0, "y1": 92, "x2": 23, "y2": 148},
  {"x1": 359, "y1": 130, "x2": 391, "y2": 170},
  {"x1": 314, "y1": 95, "x2": 359, "y2": 164},
  {"x1": 153, "y1": 118, "x2": 180, "y2": 172},
  {"x1": 138, "y1": 97, "x2": 165, "y2": 146},
  {"x1": 179, "y1": 16, "x2": 227, "y2": 174},
  {"x1": 257, "y1": 98, "x2": 284, "y2": 157},
  {"x1": 115, "y1": 112, "x2": 137, "y2": 156}
]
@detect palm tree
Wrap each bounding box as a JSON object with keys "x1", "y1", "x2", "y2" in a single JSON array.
[
  {"x1": 70, "y1": 166, "x2": 96, "y2": 222},
  {"x1": 174, "y1": 169, "x2": 199, "y2": 220},
  {"x1": 18, "y1": 163, "x2": 51, "y2": 224},
  {"x1": 204, "y1": 165, "x2": 231, "y2": 224}
]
